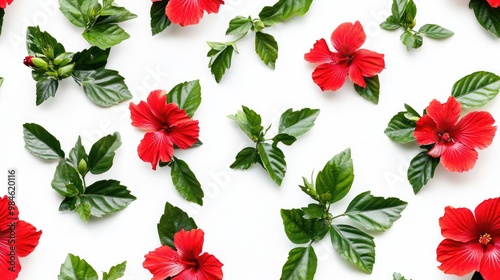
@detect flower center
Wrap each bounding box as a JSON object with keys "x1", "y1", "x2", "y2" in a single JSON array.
[
  {"x1": 479, "y1": 233, "x2": 492, "y2": 245},
  {"x1": 331, "y1": 54, "x2": 353, "y2": 65},
  {"x1": 439, "y1": 132, "x2": 454, "y2": 142}
]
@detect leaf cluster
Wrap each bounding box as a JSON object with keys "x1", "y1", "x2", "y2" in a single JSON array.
[
  {"x1": 58, "y1": 253, "x2": 126, "y2": 280},
  {"x1": 380, "y1": 0, "x2": 453, "y2": 51},
  {"x1": 280, "y1": 149, "x2": 408, "y2": 279},
  {"x1": 26, "y1": 26, "x2": 132, "y2": 107},
  {"x1": 23, "y1": 123, "x2": 136, "y2": 222},
  {"x1": 229, "y1": 106, "x2": 320, "y2": 186}
]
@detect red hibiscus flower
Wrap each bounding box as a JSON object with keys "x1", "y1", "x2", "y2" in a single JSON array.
[
  {"x1": 130, "y1": 89, "x2": 200, "y2": 170},
  {"x1": 0, "y1": 196, "x2": 42, "y2": 280},
  {"x1": 151, "y1": 0, "x2": 224, "y2": 27},
  {"x1": 437, "y1": 197, "x2": 500, "y2": 280},
  {"x1": 487, "y1": 0, "x2": 500, "y2": 8},
  {"x1": 304, "y1": 21, "x2": 385, "y2": 92},
  {"x1": 143, "y1": 229, "x2": 223, "y2": 280},
  {"x1": 0, "y1": 0, "x2": 13, "y2": 9},
  {"x1": 414, "y1": 96, "x2": 496, "y2": 172}
]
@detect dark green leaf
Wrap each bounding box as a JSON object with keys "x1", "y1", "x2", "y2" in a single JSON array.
[
  {"x1": 157, "y1": 201, "x2": 197, "y2": 248},
  {"x1": 393, "y1": 272, "x2": 409, "y2": 280},
  {"x1": 470, "y1": 0, "x2": 500, "y2": 38},
  {"x1": 278, "y1": 108, "x2": 320, "y2": 138},
  {"x1": 26, "y1": 26, "x2": 66, "y2": 58},
  {"x1": 404, "y1": 103, "x2": 421, "y2": 120},
  {"x1": 330, "y1": 224, "x2": 375, "y2": 274},
  {"x1": 472, "y1": 271, "x2": 485, "y2": 280},
  {"x1": 167, "y1": 80, "x2": 202, "y2": 117},
  {"x1": 354, "y1": 75, "x2": 380, "y2": 104},
  {"x1": 400, "y1": 31, "x2": 423, "y2": 51},
  {"x1": 344, "y1": 191, "x2": 408, "y2": 232},
  {"x1": 59, "y1": 197, "x2": 78, "y2": 211},
  {"x1": 102, "y1": 261, "x2": 127, "y2": 280},
  {"x1": 68, "y1": 137, "x2": 88, "y2": 175},
  {"x1": 88, "y1": 132, "x2": 121, "y2": 174},
  {"x1": 80, "y1": 180, "x2": 136, "y2": 218},
  {"x1": 315, "y1": 148, "x2": 354, "y2": 204},
  {"x1": 23, "y1": 123, "x2": 65, "y2": 160},
  {"x1": 451, "y1": 71, "x2": 500, "y2": 108},
  {"x1": 228, "y1": 106, "x2": 263, "y2": 142},
  {"x1": 72, "y1": 69, "x2": 132, "y2": 107},
  {"x1": 408, "y1": 151, "x2": 439, "y2": 194},
  {"x1": 170, "y1": 157, "x2": 204, "y2": 206},
  {"x1": 391, "y1": 0, "x2": 407, "y2": 20},
  {"x1": 226, "y1": 16, "x2": 253, "y2": 35},
  {"x1": 230, "y1": 147, "x2": 260, "y2": 170},
  {"x1": 207, "y1": 43, "x2": 234, "y2": 83},
  {"x1": 384, "y1": 112, "x2": 417, "y2": 143},
  {"x1": 75, "y1": 202, "x2": 91, "y2": 223},
  {"x1": 150, "y1": 0, "x2": 170, "y2": 35},
  {"x1": 273, "y1": 134, "x2": 297, "y2": 146},
  {"x1": 51, "y1": 160, "x2": 83, "y2": 197},
  {"x1": 58, "y1": 0, "x2": 98, "y2": 28},
  {"x1": 418, "y1": 24, "x2": 454, "y2": 39},
  {"x1": 0, "y1": 9, "x2": 4, "y2": 36},
  {"x1": 380, "y1": 15, "x2": 401, "y2": 30},
  {"x1": 281, "y1": 209, "x2": 328, "y2": 244},
  {"x1": 83, "y1": 24, "x2": 130, "y2": 50},
  {"x1": 35, "y1": 78, "x2": 59, "y2": 106},
  {"x1": 257, "y1": 142, "x2": 287, "y2": 186},
  {"x1": 259, "y1": 0, "x2": 313, "y2": 26},
  {"x1": 280, "y1": 246, "x2": 317, "y2": 280},
  {"x1": 301, "y1": 204, "x2": 324, "y2": 220},
  {"x1": 58, "y1": 253, "x2": 98, "y2": 280},
  {"x1": 96, "y1": 0, "x2": 137, "y2": 25},
  {"x1": 73, "y1": 47, "x2": 110, "y2": 71},
  {"x1": 401, "y1": 0, "x2": 417, "y2": 27},
  {"x1": 255, "y1": 31, "x2": 279, "y2": 69}
]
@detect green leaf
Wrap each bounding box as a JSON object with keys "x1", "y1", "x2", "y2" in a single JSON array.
[
  {"x1": 451, "y1": 71, "x2": 500, "y2": 108},
  {"x1": 75, "y1": 203, "x2": 91, "y2": 223},
  {"x1": 344, "y1": 191, "x2": 408, "y2": 232},
  {"x1": 418, "y1": 24, "x2": 454, "y2": 39},
  {"x1": 259, "y1": 0, "x2": 313, "y2": 26},
  {"x1": 0, "y1": 77, "x2": 3, "y2": 87},
  {"x1": 157, "y1": 201, "x2": 197, "y2": 248},
  {"x1": 72, "y1": 69, "x2": 132, "y2": 107},
  {"x1": 58, "y1": 0, "x2": 98, "y2": 28},
  {"x1": 354, "y1": 75, "x2": 380, "y2": 104},
  {"x1": 167, "y1": 80, "x2": 202, "y2": 117},
  {"x1": 170, "y1": 157, "x2": 204, "y2": 206},
  {"x1": 301, "y1": 204, "x2": 324, "y2": 220},
  {"x1": 469, "y1": 0, "x2": 500, "y2": 38},
  {"x1": 299, "y1": 177, "x2": 319, "y2": 202},
  {"x1": 207, "y1": 43, "x2": 234, "y2": 83},
  {"x1": 226, "y1": 16, "x2": 253, "y2": 35},
  {"x1": 96, "y1": 1, "x2": 137, "y2": 25},
  {"x1": 150, "y1": 0, "x2": 170, "y2": 35},
  {"x1": 255, "y1": 31, "x2": 279, "y2": 69},
  {"x1": 315, "y1": 148, "x2": 354, "y2": 204},
  {"x1": 401, "y1": 0, "x2": 417, "y2": 27},
  {"x1": 73, "y1": 47, "x2": 110, "y2": 71},
  {"x1": 472, "y1": 272, "x2": 484, "y2": 280},
  {"x1": 278, "y1": 108, "x2": 320, "y2": 138},
  {"x1": 330, "y1": 224, "x2": 375, "y2": 274},
  {"x1": 280, "y1": 246, "x2": 317, "y2": 280},
  {"x1": 0, "y1": 9, "x2": 5, "y2": 36},
  {"x1": 391, "y1": 0, "x2": 408, "y2": 20},
  {"x1": 52, "y1": 160, "x2": 83, "y2": 197},
  {"x1": 400, "y1": 31, "x2": 423, "y2": 51},
  {"x1": 59, "y1": 197, "x2": 78, "y2": 211},
  {"x1": 273, "y1": 134, "x2": 297, "y2": 146},
  {"x1": 26, "y1": 26, "x2": 66, "y2": 58},
  {"x1": 23, "y1": 123, "x2": 65, "y2": 160},
  {"x1": 384, "y1": 112, "x2": 417, "y2": 143},
  {"x1": 281, "y1": 209, "x2": 329, "y2": 244},
  {"x1": 393, "y1": 272, "x2": 409, "y2": 280},
  {"x1": 230, "y1": 147, "x2": 260, "y2": 170},
  {"x1": 228, "y1": 106, "x2": 263, "y2": 142},
  {"x1": 404, "y1": 103, "x2": 421, "y2": 121},
  {"x1": 88, "y1": 132, "x2": 121, "y2": 174},
  {"x1": 257, "y1": 142, "x2": 287, "y2": 186},
  {"x1": 79, "y1": 180, "x2": 136, "y2": 218},
  {"x1": 102, "y1": 261, "x2": 126, "y2": 280},
  {"x1": 68, "y1": 137, "x2": 88, "y2": 175},
  {"x1": 58, "y1": 253, "x2": 98, "y2": 280},
  {"x1": 408, "y1": 151, "x2": 439, "y2": 194},
  {"x1": 35, "y1": 78, "x2": 59, "y2": 106},
  {"x1": 83, "y1": 24, "x2": 130, "y2": 50},
  {"x1": 380, "y1": 17, "x2": 401, "y2": 30}
]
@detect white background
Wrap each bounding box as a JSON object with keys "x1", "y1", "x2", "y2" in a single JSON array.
[{"x1": 1, "y1": 0, "x2": 500, "y2": 279}]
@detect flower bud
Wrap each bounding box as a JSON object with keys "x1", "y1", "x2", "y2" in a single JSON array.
[
  {"x1": 54, "y1": 52, "x2": 75, "y2": 67},
  {"x1": 252, "y1": 19, "x2": 266, "y2": 32},
  {"x1": 23, "y1": 56, "x2": 35, "y2": 67},
  {"x1": 30, "y1": 57, "x2": 49, "y2": 70},
  {"x1": 77, "y1": 159, "x2": 88, "y2": 175},
  {"x1": 57, "y1": 63, "x2": 75, "y2": 79}
]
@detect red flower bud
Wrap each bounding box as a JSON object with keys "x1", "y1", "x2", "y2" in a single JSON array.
[{"x1": 23, "y1": 56, "x2": 34, "y2": 67}]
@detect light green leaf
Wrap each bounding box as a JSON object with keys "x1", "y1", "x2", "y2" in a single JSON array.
[
  {"x1": 157, "y1": 201, "x2": 198, "y2": 248},
  {"x1": 226, "y1": 16, "x2": 253, "y2": 35},
  {"x1": 393, "y1": 272, "x2": 410, "y2": 280},
  {"x1": 259, "y1": 0, "x2": 313, "y2": 26},
  {"x1": 72, "y1": 69, "x2": 132, "y2": 107},
  {"x1": 83, "y1": 24, "x2": 130, "y2": 50},
  {"x1": 384, "y1": 112, "x2": 417, "y2": 143},
  {"x1": 79, "y1": 180, "x2": 136, "y2": 218},
  {"x1": 52, "y1": 160, "x2": 83, "y2": 197},
  {"x1": 278, "y1": 108, "x2": 320, "y2": 138},
  {"x1": 207, "y1": 43, "x2": 234, "y2": 83},
  {"x1": 255, "y1": 31, "x2": 279, "y2": 69},
  {"x1": 68, "y1": 137, "x2": 88, "y2": 175},
  {"x1": 167, "y1": 80, "x2": 202, "y2": 117},
  {"x1": 0, "y1": 77, "x2": 3, "y2": 87},
  {"x1": 228, "y1": 106, "x2": 263, "y2": 142},
  {"x1": 58, "y1": 253, "x2": 98, "y2": 280},
  {"x1": 380, "y1": 16, "x2": 401, "y2": 30},
  {"x1": 469, "y1": 0, "x2": 500, "y2": 38},
  {"x1": 170, "y1": 157, "x2": 204, "y2": 206},
  {"x1": 75, "y1": 202, "x2": 91, "y2": 223},
  {"x1": 102, "y1": 261, "x2": 127, "y2": 280},
  {"x1": 58, "y1": 0, "x2": 98, "y2": 28},
  {"x1": 418, "y1": 24, "x2": 454, "y2": 39},
  {"x1": 280, "y1": 246, "x2": 317, "y2": 280},
  {"x1": 23, "y1": 123, "x2": 65, "y2": 160},
  {"x1": 96, "y1": 2, "x2": 137, "y2": 25},
  {"x1": 400, "y1": 31, "x2": 423, "y2": 51},
  {"x1": 451, "y1": 71, "x2": 500, "y2": 108},
  {"x1": 315, "y1": 148, "x2": 354, "y2": 204},
  {"x1": 88, "y1": 132, "x2": 121, "y2": 174},
  {"x1": 330, "y1": 224, "x2": 375, "y2": 274},
  {"x1": 257, "y1": 142, "x2": 287, "y2": 186},
  {"x1": 407, "y1": 151, "x2": 439, "y2": 194},
  {"x1": 354, "y1": 75, "x2": 380, "y2": 104}
]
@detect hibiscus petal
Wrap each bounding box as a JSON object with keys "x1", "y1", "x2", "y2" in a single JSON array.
[
  {"x1": 414, "y1": 115, "x2": 440, "y2": 146},
  {"x1": 199, "y1": 0, "x2": 224, "y2": 14},
  {"x1": 143, "y1": 245, "x2": 185, "y2": 280},
  {"x1": 311, "y1": 63, "x2": 348, "y2": 92},
  {"x1": 166, "y1": 0, "x2": 205, "y2": 27},
  {"x1": 347, "y1": 63, "x2": 366, "y2": 88},
  {"x1": 13, "y1": 221, "x2": 42, "y2": 258},
  {"x1": 352, "y1": 49, "x2": 385, "y2": 77},
  {"x1": 169, "y1": 120, "x2": 200, "y2": 149},
  {"x1": 174, "y1": 229, "x2": 204, "y2": 261},
  {"x1": 425, "y1": 96, "x2": 461, "y2": 132},
  {"x1": 455, "y1": 111, "x2": 496, "y2": 150},
  {"x1": 427, "y1": 142, "x2": 449, "y2": 158},
  {"x1": 0, "y1": 196, "x2": 18, "y2": 230},
  {"x1": 479, "y1": 243, "x2": 500, "y2": 280},
  {"x1": 146, "y1": 90, "x2": 170, "y2": 123},
  {"x1": 439, "y1": 206, "x2": 478, "y2": 242},
  {"x1": 331, "y1": 21, "x2": 366, "y2": 56},
  {"x1": 475, "y1": 198, "x2": 500, "y2": 236},
  {"x1": 0, "y1": 0, "x2": 13, "y2": 9},
  {"x1": 439, "y1": 142, "x2": 478, "y2": 173},
  {"x1": 138, "y1": 131, "x2": 174, "y2": 170},
  {"x1": 304, "y1": 39, "x2": 333, "y2": 64},
  {"x1": 197, "y1": 252, "x2": 224, "y2": 279},
  {"x1": 487, "y1": 0, "x2": 500, "y2": 8},
  {"x1": 0, "y1": 232, "x2": 21, "y2": 280},
  {"x1": 437, "y1": 239, "x2": 482, "y2": 276},
  {"x1": 130, "y1": 101, "x2": 162, "y2": 132},
  {"x1": 173, "y1": 268, "x2": 199, "y2": 280}
]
